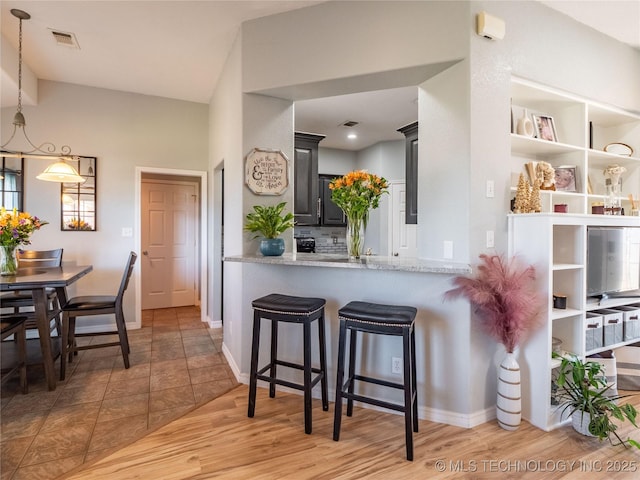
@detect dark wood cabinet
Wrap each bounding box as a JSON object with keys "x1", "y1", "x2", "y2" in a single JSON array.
[
  {"x1": 398, "y1": 122, "x2": 418, "y2": 224},
  {"x1": 319, "y1": 174, "x2": 346, "y2": 226},
  {"x1": 294, "y1": 132, "x2": 324, "y2": 225}
]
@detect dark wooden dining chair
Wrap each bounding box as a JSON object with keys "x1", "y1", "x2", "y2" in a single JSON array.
[
  {"x1": 59, "y1": 252, "x2": 137, "y2": 380},
  {"x1": 1, "y1": 315, "x2": 29, "y2": 394},
  {"x1": 0, "y1": 249, "x2": 64, "y2": 333}
]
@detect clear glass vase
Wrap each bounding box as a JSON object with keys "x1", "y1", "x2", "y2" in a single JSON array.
[
  {"x1": 346, "y1": 214, "x2": 366, "y2": 260},
  {"x1": 0, "y1": 245, "x2": 18, "y2": 276},
  {"x1": 604, "y1": 179, "x2": 622, "y2": 215}
]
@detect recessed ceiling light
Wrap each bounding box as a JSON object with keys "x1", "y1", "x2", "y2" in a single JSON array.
[{"x1": 347, "y1": 133, "x2": 357, "y2": 139}]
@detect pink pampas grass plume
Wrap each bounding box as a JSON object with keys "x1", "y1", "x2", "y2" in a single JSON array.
[{"x1": 445, "y1": 254, "x2": 543, "y2": 353}]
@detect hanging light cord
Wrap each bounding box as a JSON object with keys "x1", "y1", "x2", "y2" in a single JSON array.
[
  {"x1": 16, "y1": 12, "x2": 23, "y2": 117},
  {"x1": 1, "y1": 10, "x2": 72, "y2": 157}
]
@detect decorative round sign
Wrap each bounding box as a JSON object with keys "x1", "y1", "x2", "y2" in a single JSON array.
[{"x1": 245, "y1": 148, "x2": 289, "y2": 195}]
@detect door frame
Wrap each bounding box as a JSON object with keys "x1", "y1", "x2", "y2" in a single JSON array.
[{"x1": 134, "y1": 166, "x2": 208, "y2": 327}]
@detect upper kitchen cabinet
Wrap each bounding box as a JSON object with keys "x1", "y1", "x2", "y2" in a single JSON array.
[
  {"x1": 398, "y1": 122, "x2": 418, "y2": 224},
  {"x1": 294, "y1": 132, "x2": 325, "y2": 225},
  {"x1": 319, "y1": 174, "x2": 346, "y2": 226}
]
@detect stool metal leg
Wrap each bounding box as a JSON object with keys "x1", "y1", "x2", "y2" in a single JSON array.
[
  {"x1": 402, "y1": 326, "x2": 414, "y2": 461},
  {"x1": 346, "y1": 327, "x2": 357, "y2": 417},
  {"x1": 318, "y1": 312, "x2": 329, "y2": 411},
  {"x1": 303, "y1": 319, "x2": 312, "y2": 434},
  {"x1": 269, "y1": 319, "x2": 278, "y2": 398},
  {"x1": 248, "y1": 310, "x2": 261, "y2": 418},
  {"x1": 411, "y1": 325, "x2": 418, "y2": 433},
  {"x1": 333, "y1": 319, "x2": 348, "y2": 441}
]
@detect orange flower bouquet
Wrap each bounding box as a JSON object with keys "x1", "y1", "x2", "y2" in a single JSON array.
[
  {"x1": 329, "y1": 170, "x2": 388, "y2": 259},
  {"x1": 0, "y1": 207, "x2": 48, "y2": 275}
]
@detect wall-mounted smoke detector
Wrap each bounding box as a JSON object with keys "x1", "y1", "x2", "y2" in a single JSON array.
[
  {"x1": 340, "y1": 120, "x2": 359, "y2": 128},
  {"x1": 49, "y1": 28, "x2": 80, "y2": 49}
]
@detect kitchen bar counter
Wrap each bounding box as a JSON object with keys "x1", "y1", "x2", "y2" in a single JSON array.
[{"x1": 224, "y1": 253, "x2": 471, "y2": 275}]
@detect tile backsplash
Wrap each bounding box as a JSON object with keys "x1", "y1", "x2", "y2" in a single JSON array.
[{"x1": 295, "y1": 226, "x2": 347, "y2": 254}]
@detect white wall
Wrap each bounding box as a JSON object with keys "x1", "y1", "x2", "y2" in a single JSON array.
[
  {"x1": 1, "y1": 80, "x2": 208, "y2": 324},
  {"x1": 215, "y1": 0, "x2": 640, "y2": 425}
]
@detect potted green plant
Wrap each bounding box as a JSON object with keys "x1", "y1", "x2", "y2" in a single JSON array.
[
  {"x1": 244, "y1": 202, "x2": 295, "y2": 256},
  {"x1": 553, "y1": 352, "x2": 640, "y2": 449}
]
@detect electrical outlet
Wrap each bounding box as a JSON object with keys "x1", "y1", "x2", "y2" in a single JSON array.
[{"x1": 392, "y1": 357, "x2": 402, "y2": 375}]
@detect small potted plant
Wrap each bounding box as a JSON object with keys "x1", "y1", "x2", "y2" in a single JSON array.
[
  {"x1": 244, "y1": 202, "x2": 295, "y2": 256},
  {"x1": 553, "y1": 352, "x2": 640, "y2": 449}
]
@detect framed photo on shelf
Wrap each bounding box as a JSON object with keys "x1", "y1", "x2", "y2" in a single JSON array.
[
  {"x1": 554, "y1": 165, "x2": 577, "y2": 192},
  {"x1": 532, "y1": 114, "x2": 558, "y2": 142}
]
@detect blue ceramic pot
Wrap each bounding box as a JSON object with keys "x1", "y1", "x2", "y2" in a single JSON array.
[{"x1": 260, "y1": 238, "x2": 285, "y2": 256}]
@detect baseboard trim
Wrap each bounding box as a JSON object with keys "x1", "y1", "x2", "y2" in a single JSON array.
[{"x1": 233, "y1": 373, "x2": 495, "y2": 428}]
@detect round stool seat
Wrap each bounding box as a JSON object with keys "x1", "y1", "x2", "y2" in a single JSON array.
[
  {"x1": 252, "y1": 293, "x2": 325, "y2": 315},
  {"x1": 339, "y1": 301, "x2": 416, "y2": 325}
]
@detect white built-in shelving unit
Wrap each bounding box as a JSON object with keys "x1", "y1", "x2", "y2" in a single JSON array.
[
  {"x1": 508, "y1": 77, "x2": 640, "y2": 432},
  {"x1": 510, "y1": 77, "x2": 640, "y2": 215},
  {"x1": 508, "y1": 214, "x2": 639, "y2": 431}
]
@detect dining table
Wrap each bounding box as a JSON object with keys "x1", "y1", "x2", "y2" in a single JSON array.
[{"x1": 1, "y1": 264, "x2": 93, "y2": 390}]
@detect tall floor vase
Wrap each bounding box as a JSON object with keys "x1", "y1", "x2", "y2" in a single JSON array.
[{"x1": 496, "y1": 351, "x2": 521, "y2": 430}]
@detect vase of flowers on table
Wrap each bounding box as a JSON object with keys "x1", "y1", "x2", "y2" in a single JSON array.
[
  {"x1": 329, "y1": 170, "x2": 388, "y2": 260},
  {"x1": 0, "y1": 207, "x2": 48, "y2": 275}
]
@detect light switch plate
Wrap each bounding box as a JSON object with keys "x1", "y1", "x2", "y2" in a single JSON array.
[
  {"x1": 122, "y1": 227, "x2": 133, "y2": 237},
  {"x1": 486, "y1": 230, "x2": 494, "y2": 248},
  {"x1": 486, "y1": 180, "x2": 495, "y2": 198}
]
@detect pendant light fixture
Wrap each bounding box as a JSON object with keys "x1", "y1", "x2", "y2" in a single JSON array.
[{"x1": 0, "y1": 9, "x2": 85, "y2": 183}]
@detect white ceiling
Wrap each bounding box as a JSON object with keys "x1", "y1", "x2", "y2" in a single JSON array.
[{"x1": 1, "y1": 1, "x2": 638, "y2": 151}]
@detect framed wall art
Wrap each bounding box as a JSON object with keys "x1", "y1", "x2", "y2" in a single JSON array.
[
  {"x1": 245, "y1": 148, "x2": 289, "y2": 195},
  {"x1": 532, "y1": 114, "x2": 557, "y2": 142}
]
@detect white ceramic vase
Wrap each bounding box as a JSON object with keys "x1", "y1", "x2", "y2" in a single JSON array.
[
  {"x1": 496, "y1": 351, "x2": 521, "y2": 430},
  {"x1": 516, "y1": 109, "x2": 534, "y2": 137}
]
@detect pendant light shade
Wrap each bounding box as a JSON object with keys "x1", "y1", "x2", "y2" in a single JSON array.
[{"x1": 36, "y1": 161, "x2": 86, "y2": 183}]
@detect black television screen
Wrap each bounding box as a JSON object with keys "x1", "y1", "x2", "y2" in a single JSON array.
[{"x1": 587, "y1": 226, "x2": 640, "y2": 298}]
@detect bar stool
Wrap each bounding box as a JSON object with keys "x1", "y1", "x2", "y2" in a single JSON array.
[
  {"x1": 333, "y1": 301, "x2": 418, "y2": 461},
  {"x1": 248, "y1": 293, "x2": 328, "y2": 434}
]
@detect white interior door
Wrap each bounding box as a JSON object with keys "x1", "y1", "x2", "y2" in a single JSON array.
[
  {"x1": 141, "y1": 180, "x2": 197, "y2": 309},
  {"x1": 390, "y1": 181, "x2": 418, "y2": 258}
]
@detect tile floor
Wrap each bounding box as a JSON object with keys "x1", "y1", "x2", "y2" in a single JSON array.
[{"x1": 0, "y1": 306, "x2": 237, "y2": 480}]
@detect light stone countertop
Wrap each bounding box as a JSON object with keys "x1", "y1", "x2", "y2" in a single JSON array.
[{"x1": 224, "y1": 253, "x2": 471, "y2": 275}]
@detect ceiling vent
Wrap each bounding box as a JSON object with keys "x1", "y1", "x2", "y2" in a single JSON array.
[
  {"x1": 49, "y1": 29, "x2": 80, "y2": 49},
  {"x1": 341, "y1": 120, "x2": 359, "y2": 128}
]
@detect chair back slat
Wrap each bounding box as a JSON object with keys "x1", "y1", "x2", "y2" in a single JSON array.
[
  {"x1": 117, "y1": 252, "x2": 137, "y2": 301},
  {"x1": 17, "y1": 249, "x2": 63, "y2": 268}
]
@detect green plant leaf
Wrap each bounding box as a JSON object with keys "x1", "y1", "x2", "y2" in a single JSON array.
[{"x1": 244, "y1": 202, "x2": 295, "y2": 239}]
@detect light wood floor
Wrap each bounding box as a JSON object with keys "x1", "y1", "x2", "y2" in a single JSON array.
[{"x1": 62, "y1": 385, "x2": 640, "y2": 479}]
